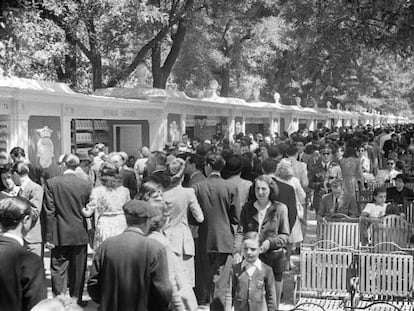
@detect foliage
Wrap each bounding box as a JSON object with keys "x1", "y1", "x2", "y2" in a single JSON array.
[{"x1": 1, "y1": 0, "x2": 414, "y2": 115}]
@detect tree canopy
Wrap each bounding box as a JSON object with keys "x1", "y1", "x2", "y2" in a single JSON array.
[{"x1": 1, "y1": 0, "x2": 414, "y2": 115}]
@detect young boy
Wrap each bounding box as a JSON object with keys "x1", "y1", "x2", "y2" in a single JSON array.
[{"x1": 230, "y1": 232, "x2": 276, "y2": 311}]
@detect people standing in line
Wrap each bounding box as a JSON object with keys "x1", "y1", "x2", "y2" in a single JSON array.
[
  {"x1": 11, "y1": 162, "x2": 44, "y2": 257},
  {"x1": 81, "y1": 160, "x2": 130, "y2": 250},
  {"x1": 0, "y1": 197, "x2": 47, "y2": 311},
  {"x1": 193, "y1": 153, "x2": 239, "y2": 310},
  {"x1": 162, "y1": 158, "x2": 204, "y2": 291},
  {"x1": 233, "y1": 175, "x2": 290, "y2": 310},
  {"x1": 44, "y1": 154, "x2": 92, "y2": 306},
  {"x1": 230, "y1": 232, "x2": 276, "y2": 311},
  {"x1": 87, "y1": 200, "x2": 172, "y2": 311}
]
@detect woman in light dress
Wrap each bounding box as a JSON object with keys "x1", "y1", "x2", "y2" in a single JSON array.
[
  {"x1": 275, "y1": 158, "x2": 306, "y2": 269},
  {"x1": 82, "y1": 160, "x2": 130, "y2": 250},
  {"x1": 140, "y1": 180, "x2": 198, "y2": 311},
  {"x1": 162, "y1": 158, "x2": 204, "y2": 289}
]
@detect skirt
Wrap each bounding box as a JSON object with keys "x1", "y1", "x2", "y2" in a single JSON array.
[{"x1": 94, "y1": 214, "x2": 127, "y2": 250}]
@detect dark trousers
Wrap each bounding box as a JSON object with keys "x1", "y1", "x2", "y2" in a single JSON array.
[
  {"x1": 194, "y1": 238, "x2": 211, "y2": 305},
  {"x1": 51, "y1": 245, "x2": 87, "y2": 303},
  {"x1": 208, "y1": 253, "x2": 232, "y2": 311}
]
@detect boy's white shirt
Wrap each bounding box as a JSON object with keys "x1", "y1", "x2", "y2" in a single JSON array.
[{"x1": 241, "y1": 258, "x2": 262, "y2": 276}]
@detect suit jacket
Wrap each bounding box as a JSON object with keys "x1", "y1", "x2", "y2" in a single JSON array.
[
  {"x1": 318, "y1": 192, "x2": 359, "y2": 218},
  {"x1": 120, "y1": 168, "x2": 138, "y2": 199},
  {"x1": 234, "y1": 201, "x2": 290, "y2": 253},
  {"x1": 20, "y1": 179, "x2": 44, "y2": 244},
  {"x1": 0, "y1": 236, "x2": 47, "y2": 311},
  {"x1": 231, "y1": 261, "x2": 276, "y2": 311},
  {"x1": 274, "y1": 179, "x2": 297, "y2": 230},
  {"x1": 87, "y1": 229, "x2": 172, "y2": 311},
  {"x1": 44, "y1": 172, "x2": 92, "y2": 246},
  {"x1": 383, "y1": 139, "x2": 399, "y2": 158},
  {"x1": 289, "y1": 157, "x2": 309, "y2": 189},
  {"x1": 187, "y1": 171, "x2": 206, "y2": 188},
  {"x1": 193, "y1": 174, "x2": 239, "y2": 254}
]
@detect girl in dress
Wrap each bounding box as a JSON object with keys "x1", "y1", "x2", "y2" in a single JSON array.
[{"x1": 82, "y1": 160, "x2": 130, "y2": 250}]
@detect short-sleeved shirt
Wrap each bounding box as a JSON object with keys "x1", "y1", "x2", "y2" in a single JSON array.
[{"x1": 362, "y1": 203, "x2": 387, "y2": 218}]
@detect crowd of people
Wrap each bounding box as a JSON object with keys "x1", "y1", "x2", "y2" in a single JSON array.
[{"x1": 1, "y1": 123, "x2": 414, "y2": 311}]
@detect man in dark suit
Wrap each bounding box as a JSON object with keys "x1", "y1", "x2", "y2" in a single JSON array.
[
  {"x1": 11, "y1": 162, "x2": 44, "y2": 257},
  {"x1": 44, "y1": 154, "x2": 92, "y2": 306},
  {"x1": 317, "y1": 178, "x2": 359, "y2": 220},
  {"x1": 261, "y1": 158, "x2": 297, "y2": 231},
  {"x1": 193, "y1": 153, "x2": 239, "y2": 310},
  {"x1": 184, "y1": 152, "x2": 207, "y2": 303},
  {"x1": 383, "y1": 134, "x2": 400, "y2": 159},
  {"x1": 87, "y1": 200, "x2": 172, "y2": 311},
  {"x1": 0, "y1": 197, "x2": 47, "y2": 311},
  {"x1": 110, "y1": 152, "x2": 138, "y2": 199}
]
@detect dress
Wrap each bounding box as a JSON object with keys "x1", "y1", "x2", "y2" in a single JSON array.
[
  {"x1": 277, "y1": 177, "x2": 305, "y2": 244},
  {"x1": 90, "y1": 185, "x2": 130, "y2": 250},
  {"x1": 340, "y1": 157, "x2": 363, "y2": 195},
  {"x1": 163, "y1": 184, "x2": 204, "y2": 287}
]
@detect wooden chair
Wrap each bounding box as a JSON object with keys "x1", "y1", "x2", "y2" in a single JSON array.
[
  {"x1": 403, "y1": 199, "x2": 414, "y2": 224},
  {"x1": 355, "y1": 251, "x2": 414, "y2": 310},
  {"x1": 294, "y1": 249, "x2": 356, "y2": 309},
  {"x1": 370, "y1": 215, "x2": 410, "y2": 251},
  {"x1": 294, "y1": 246, "x2": 414, "y2": 311},
  {"x1": 317, "y1": 216, "x2": 360, "y2": 250}
]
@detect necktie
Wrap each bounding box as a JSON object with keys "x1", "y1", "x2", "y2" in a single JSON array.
[{"x1": 297, "y1": 154, "x2": 300, "y2": 161}]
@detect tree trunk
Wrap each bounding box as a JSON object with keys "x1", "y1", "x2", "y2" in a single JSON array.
[
  {"x1": 220, "y1": 67, "x2": 230, "y2": 97},
  {"x1": 151, "y1": 43, "x2": 166, "y2": 88},
  {"x1": 91, "y1": 54, "x2": 103, "y2": 90},
  {"x1": 151, "y1": 18, "x2": 187, "y2": 89}
]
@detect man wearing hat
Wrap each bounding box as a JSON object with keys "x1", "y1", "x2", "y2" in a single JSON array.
[
  {"x1": 308, "y1": 144, "x2": 341, "y2": 212},
  {"x1": 87, "y1": 200, "x2": 172, "y2": 311},
  {"x1": 317, "y1": 178, "x2": 359, "y2": 221},
  {"x1": 386, "y1": 174, "x2": 414, "y2": 205}
]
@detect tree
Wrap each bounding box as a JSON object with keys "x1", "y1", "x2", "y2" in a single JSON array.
[
  {"x1": 172, "y1": 0, "x2": 290, "y2": 98},
  {"x1": 1, "y1": 0, "x2": 201, "y2": 91}
]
